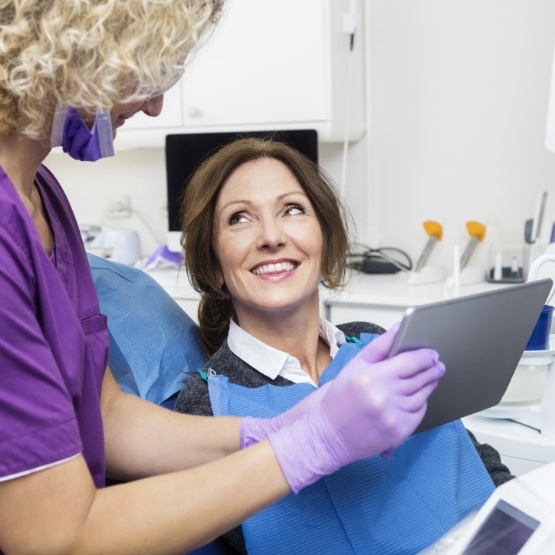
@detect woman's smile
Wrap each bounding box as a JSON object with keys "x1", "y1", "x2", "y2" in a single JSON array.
[{"x1": 251, "y1": 260, "x2": 298, "y2": 277}]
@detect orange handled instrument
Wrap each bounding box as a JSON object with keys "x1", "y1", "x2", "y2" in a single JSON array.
[
  {"x1": 414, "y1": 221, "x2": 443, "y2": 272},
  {"x1": 460, "y1": 221, "x2": 486, "y2": 270}
]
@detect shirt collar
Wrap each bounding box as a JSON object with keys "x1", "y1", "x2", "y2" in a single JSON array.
[{"x1": 227, "y1": 318, "x2": 347, "y2": 382}]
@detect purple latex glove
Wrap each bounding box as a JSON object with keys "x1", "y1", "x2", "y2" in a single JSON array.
[
  {"x1": 240, "y1": 382, "x2": 331, "y2": 449},
  {"x1": 241, "y1": 324, "x2": 398, "y2": 449},
  {"x1": 266, "y1": 326, "x2": 445, "y2": 493}
]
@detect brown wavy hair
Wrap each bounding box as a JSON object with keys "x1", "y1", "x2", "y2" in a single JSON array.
[{"x1": 181, "y1": 135, "x2": 353, "y2": 356}]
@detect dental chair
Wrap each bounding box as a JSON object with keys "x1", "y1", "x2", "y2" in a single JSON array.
[{"x1": 88, "y1": 254, "x2": 237, "y2": 555}]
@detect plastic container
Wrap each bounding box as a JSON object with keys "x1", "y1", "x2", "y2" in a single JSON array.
[
  {"x1": 486, "y1": 244, "x2": 525, "y2": 284},
  {"x1": 525, "y1": 305, "x2": 554, "y2": 350}
]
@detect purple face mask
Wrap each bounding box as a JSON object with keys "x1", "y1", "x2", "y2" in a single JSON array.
[{"x1": 50, "y1": 105, "x2": 115, "y2": 162}]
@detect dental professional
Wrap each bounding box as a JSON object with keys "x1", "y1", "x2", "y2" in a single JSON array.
[
  {"x1": 174, "y1": 137, "x2": 514, "y2": 555},
  {"x1": 0, "y1": 2, "x2": 447, "y2": 555}
]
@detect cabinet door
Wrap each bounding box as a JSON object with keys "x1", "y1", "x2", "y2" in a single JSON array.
[
  {"x1": 115, "y1": 0, "x2": 364, "y2": 149},
  {"x1": 180, "y1": 0, "x2": 329, "y2": 128}
]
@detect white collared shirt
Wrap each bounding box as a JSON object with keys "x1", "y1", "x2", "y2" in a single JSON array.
[{"x1": 227, "y1": 318, "x2": 347, "y2": 387}]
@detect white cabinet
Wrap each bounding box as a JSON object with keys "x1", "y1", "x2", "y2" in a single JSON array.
[
  {"x1": 463, "y1": 415, "x2": 555, "y2": 477},
  {"x1": 116, "y1": 0, "x2": 365, "y2": 149}
]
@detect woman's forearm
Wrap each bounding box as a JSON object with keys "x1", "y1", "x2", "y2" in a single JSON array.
[
  {"x1": 91, "y1": 440, "x2": 288, "y2": 555},
  {"x1": 101, "y1": 370, "x2": 242, "y2": 480},
  {"x1": 0, "y1": 442, "x2": 289, "y2": 555}
]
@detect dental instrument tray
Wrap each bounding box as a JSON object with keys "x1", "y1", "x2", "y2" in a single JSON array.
[{"x1": 388, "y1": 278, "x2": 553, "y2": 433}]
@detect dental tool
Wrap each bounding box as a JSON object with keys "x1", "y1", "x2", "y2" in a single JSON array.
[
  {"x1": 460, "y1": 221, "x2": 486, "y2": 270},
  {"x1": 414, "y1": 221, "x2": 443, "y2": 273}
]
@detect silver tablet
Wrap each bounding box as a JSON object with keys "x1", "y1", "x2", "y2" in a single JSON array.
[{"x1": 388, "y1": 278, "x2": 553, "y2": 433}]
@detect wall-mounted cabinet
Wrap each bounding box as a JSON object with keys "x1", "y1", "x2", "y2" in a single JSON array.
[{"x1": 116, "y1": 0, "x2": 365, "y2": 149}]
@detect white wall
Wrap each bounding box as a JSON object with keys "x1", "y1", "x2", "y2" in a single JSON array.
[
  {"x1": 45, "y1": 0, "x2": 555, "y2": 276},
  {"x1": 367, "y1": 0, "x2": 555, "y2": 273},
  {"x1": 45, "y1": 148, "x2": 170, "y2": 257}
]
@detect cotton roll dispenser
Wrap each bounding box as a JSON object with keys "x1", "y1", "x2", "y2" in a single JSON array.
[{"x1": 102, "y1": 228, "x2": 141, "y2": 266}]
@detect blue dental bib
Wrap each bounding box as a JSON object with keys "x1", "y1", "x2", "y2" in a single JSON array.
[{"x1": 208, "y1": 335, "x2": 494, "y2": 555}]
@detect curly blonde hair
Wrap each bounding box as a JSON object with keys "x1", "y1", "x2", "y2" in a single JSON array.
[{"x1": 0, "y1": 0, "x2": 223, "y2": 138}]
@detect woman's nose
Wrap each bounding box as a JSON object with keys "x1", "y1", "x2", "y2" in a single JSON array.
[
  {"x1": 258, "y1": 218, "x2": 285, "y2": 249},
  {"x1": 141, "y1": 94, "x2": 164, "y2": 117}
]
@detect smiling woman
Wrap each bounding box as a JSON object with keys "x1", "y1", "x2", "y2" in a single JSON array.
[{"x1": 180, "y1": 136, "x2": 352, "y2": 357}]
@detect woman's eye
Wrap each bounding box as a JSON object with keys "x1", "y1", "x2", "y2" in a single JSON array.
[
  {"x1": 285, "y1": 204, "x2": 305, "y2": 216},
  {"x1": 228, "y1": 212, "x2": 249, "y2": 225}
]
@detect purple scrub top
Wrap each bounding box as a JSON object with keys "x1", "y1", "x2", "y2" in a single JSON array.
[{"x1": 0, "y1": 164, "x2": 108, "y2": 487}]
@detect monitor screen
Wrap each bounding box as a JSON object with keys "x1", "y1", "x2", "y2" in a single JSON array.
[{"x1": 164, "y1": 129, "x2": 318, "y2": 247}]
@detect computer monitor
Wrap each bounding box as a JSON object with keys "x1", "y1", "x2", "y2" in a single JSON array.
[{"x1": 164, "y1": 129, "x2": 318, "y2": 251}]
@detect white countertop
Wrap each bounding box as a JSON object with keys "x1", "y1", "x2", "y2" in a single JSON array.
[{"x1": 322, "y1": 270, "x2": 509, "y2": 309}]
